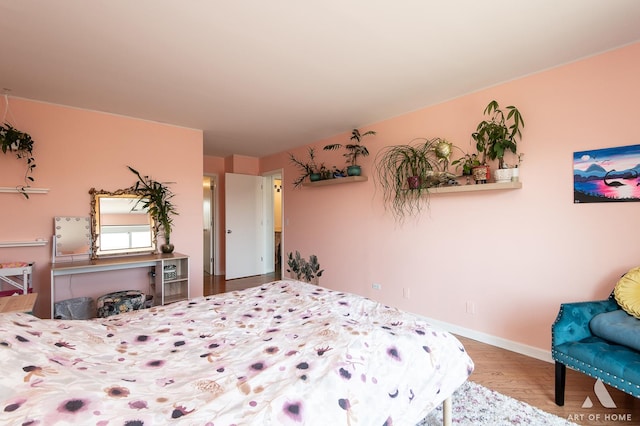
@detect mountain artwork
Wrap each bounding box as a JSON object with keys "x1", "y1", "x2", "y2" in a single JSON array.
[{"x1": 574, "y1": 144, "x2": 640, "y2": 203}]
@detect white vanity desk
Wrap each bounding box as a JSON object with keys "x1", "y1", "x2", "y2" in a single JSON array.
[{"x1": 50, "y1": 252, "x2": 190, "y2": 319}]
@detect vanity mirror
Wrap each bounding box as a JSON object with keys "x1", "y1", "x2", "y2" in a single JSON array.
[
  {"x1": 54, "y1": 216, "x2": 91, "y2": 258},
  {"x1": 89, "y1": 188, "x2": 156, "y2": 258}
]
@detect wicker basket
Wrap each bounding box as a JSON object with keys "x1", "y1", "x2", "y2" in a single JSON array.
[{"x1": 163, "y1": 265, "x2": 177, "y2": 280}]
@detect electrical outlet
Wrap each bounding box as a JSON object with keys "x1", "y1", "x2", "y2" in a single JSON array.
[
  {"x1": 403, "y1": 287, "x2": 410, "y2": 299},
  {"x1": 372, "y1": 283, "x2": 382, "y2": 290},
  {"x1": 466, "y1": 301, "x2": 476, "y2": 315}
]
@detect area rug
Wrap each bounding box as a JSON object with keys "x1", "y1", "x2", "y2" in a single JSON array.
[{"x1": 418, "y1": 381, "x2": 578, "y2": 426}]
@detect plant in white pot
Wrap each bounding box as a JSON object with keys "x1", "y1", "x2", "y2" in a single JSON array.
[
  {"x1": 323, "y1": 128, "x2": 376, "y2": 176},
  {"x1": 472, "y1": 100, "x2": 525, "y2": 183}
]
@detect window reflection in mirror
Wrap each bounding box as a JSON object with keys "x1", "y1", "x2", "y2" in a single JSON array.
[{"x1": 90, "y1": 188, "x2": 156, "y2": 258}]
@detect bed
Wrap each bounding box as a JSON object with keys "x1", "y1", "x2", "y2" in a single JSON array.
[{"x1": 0, "y1": 280, "x2": 473, "y2": 425}]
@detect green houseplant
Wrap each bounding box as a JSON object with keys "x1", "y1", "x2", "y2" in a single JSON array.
[
  {"x1": 286, "y1": 251, "x2": 324, "y2": 284},
  {"x1": 0, "y1": 123, "x2": 36, "y2": 198},
  {"x1": 128, "y1": 166, "x2": 178, "y2": 253},
  {"x1": 323, "y1": 128, "x2": 376, "y2": 176},
  {"x1": 472, "y1": 100, "x2": 525, "y2": 170},
  {"x1": 374, "y1": 138, "x2": 440, "y2": 220},
  {"x1": 451, "y1": 152, "x2": 480, "y2": 176},
  {"x1": 289, "y1": 147, "x2": 320, "y2": 187}
]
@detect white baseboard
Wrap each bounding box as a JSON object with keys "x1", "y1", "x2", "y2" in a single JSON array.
[{"x1": 424, "y1": 316, "x2": 554, "y2": 363}]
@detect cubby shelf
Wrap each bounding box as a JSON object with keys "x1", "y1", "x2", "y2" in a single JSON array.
[{"x1": 302, "y1": 176, "x2": 368, "y2": 187}]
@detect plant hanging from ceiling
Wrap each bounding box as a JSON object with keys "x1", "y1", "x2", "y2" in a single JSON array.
[{"x1": 0, "y1": 122, "x2": 37, "y2": 199}]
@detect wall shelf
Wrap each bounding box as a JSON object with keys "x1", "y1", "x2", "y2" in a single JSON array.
[
  {"x1": 0, "y1": 187, "x2": 49, "y2": 194},
  {"x1": 429, "y1": 181, "x2": 522, "y2": 194},
  {"x1": 302, "y1": 176, "x2": 368, "y2": 187},
  {"x1": 0, "y1": 240, "x2": 48, "y2": 248}
]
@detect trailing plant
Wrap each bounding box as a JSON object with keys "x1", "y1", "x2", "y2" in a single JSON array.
[
  {"x1": 323, "y1": 128, "x2": 376, "y2": 167},
  {"x1": 472, "y1": 100, "x2": 525, "y2": 169},
  {"x1": 289, "y1": 147, "x2": 319, "y2": 187},
  {"x1": 0, "y1": 123, "x2": 36, "y2": 198},
  {"x1": 128, "y1": 166, "x2": 178, "y2": 248},
  {"x1": 286, "y1": 251, "x2": 324, "y2": 284},
  {"x1": 374, "y1": 138, "x2": 440, "y2": 221}
]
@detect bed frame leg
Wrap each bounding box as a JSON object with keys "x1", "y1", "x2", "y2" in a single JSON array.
[
  {"x1": 442, "y1": 396, "x2": 452, "y2": 426},
  {"x1": 555, "y1": 361, "x2": 566, "y2": 406}
]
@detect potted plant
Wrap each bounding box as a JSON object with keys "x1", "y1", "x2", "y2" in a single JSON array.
[
  {"x1": 0, "y1": 123, "x2": 36, "y2": 198},
  {"x1": 451, "y1": 152, "x2": 480, "y2": 176},
  {"x1": 323, "y1": 128, "x2": 376, "y2": 176},
  {"x1": 510, "y1": 153, "x2": 524, "y2": 182},
  {"x1": 472, "y1": 100, "x2": 525, "y2": 182},
  {"x1": 128, "y1": 166, "x2": 178, "y2": 253},
  {"x1": 374, "y1": 138, "x2": 439, "y2": 220},
  {"x1": 289, "y1": 147, "x2": 320, "y2": 187},
  {"x1": 286, "y1": 251, "x2": 324, "y2": 285}
]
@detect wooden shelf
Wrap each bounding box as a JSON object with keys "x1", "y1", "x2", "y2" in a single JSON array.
[
  {"x1": 429, "y1": 181, "x2": 522, "y2": 194},
  {"x1": 302, "y1": 176, "x2": 368, "y2": 187}
]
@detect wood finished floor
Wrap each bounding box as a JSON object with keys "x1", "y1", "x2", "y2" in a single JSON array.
[{"x1": 203, "y1": 273, "x2": 639, "y2": 425}]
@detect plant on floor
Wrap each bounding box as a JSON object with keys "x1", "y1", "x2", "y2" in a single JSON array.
[
  {"x1": 286, "y1": 251, "x2": 324, "y2": 284},
  {"x1": 0, "y1": 123, "x2": 36, "y2": 198},
  {"x1": 323, "y1": 128, "x2": 376, "y2": 176},
  {"x1": 128, "y1": 166, "x2": 178, "y2": 253},
  {"x1": 472, "y1": 100, "x2": 525, "y2": 169}
]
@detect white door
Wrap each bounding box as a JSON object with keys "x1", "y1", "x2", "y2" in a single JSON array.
[{"x1": 225, "y1": 173, "x2": 266, "y2": 279}]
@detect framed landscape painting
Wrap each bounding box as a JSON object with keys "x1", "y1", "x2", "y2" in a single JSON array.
[{"x1": 574, "y1": 144, "x2": 640, "y2": 203}]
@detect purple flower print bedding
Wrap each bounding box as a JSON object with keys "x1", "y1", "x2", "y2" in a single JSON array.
[{"x1": 0, "y1": 280, "x2": 473, "y2": 425}]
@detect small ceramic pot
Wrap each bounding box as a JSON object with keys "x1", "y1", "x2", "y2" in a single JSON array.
[
  {"x1": 494, "y1": 168, "x2": 512, "y2": 183},
  {"x1": 346, "y1": 165, "x2": 362, "y2": 176},
  {"x1": 161, "y1": 243, "x2": 175, "y2": 254},
  {"x1": 407, "y1": 176, "x2": 421, "y2": 189}
]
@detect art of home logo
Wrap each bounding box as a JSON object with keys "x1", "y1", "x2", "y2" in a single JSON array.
[
  {"x1": 582, "y1": 378, "x2": 616, "y2": 409},
  {"x1": 567, "y1": 379, "x2": 634, "y2": 423}
]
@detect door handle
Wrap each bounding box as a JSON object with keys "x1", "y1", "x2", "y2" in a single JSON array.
[{"x1": 227, "y1": 230, "x2": 232, "y2": 234}]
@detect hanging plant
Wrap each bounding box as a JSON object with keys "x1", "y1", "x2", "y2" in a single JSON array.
[{"x1": 0, "y1": 123, "x2": 36, "y2": 198}]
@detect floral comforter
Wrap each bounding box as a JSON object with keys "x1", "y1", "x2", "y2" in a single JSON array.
[{"x1": 0, "y1": 280, "x2": 473, "y2": 425}]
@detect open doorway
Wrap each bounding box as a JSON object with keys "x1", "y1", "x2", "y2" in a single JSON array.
[
  {"x1": 272, "y1": 174, "x2": 283, "y2": 278},
  {"x1": 203, "y1": 175, "x2": 216, "y2": 276},
  {"x1": 264, "y1": 170, "x2": 283, "y2": 280},
  {"x1": 203, "y1": 170, "x2": 282, "y2": 294}
]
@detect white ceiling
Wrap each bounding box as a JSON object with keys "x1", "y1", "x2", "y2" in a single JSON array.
[{"x1": 1, "y1": 1, "x2": 640, "y2": 158}]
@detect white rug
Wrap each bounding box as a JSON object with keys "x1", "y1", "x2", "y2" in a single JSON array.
[{"x1": 418, "y1": 381, "x2": 578, "y2": 426}]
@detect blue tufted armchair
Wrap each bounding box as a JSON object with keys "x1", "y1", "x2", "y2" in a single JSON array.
[{"x1": 551, "y1": 293, "x2": 640, "y2": 405}]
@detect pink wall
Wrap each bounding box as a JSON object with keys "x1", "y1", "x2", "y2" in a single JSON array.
[
  {"x1": 0, "y1": 98, "x2": 204, "y2": 317},
  {"x1": 261, "y1": 42, "x2": 640, "y2": 353}
]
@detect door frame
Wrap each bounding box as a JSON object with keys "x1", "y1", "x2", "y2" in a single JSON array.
[
  {"x1": 203, "y1": 174, "x2": 219, "y2": 275},
  {"x1": 262, "y1": 168, "x2": 283, "y2": 278}
]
